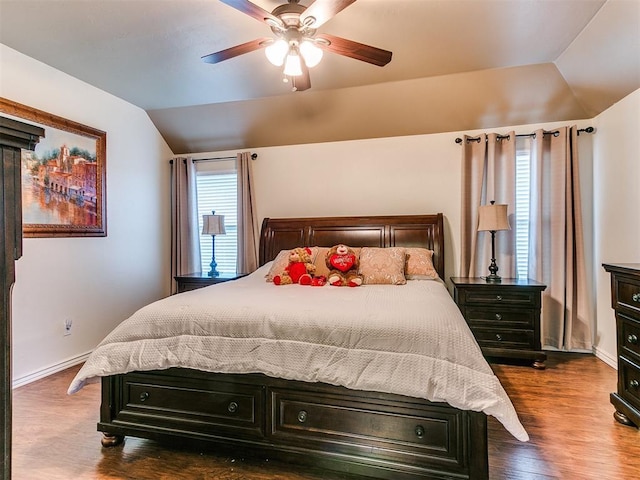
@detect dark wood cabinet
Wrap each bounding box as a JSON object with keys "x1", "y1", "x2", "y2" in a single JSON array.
[
  {"x1": 603, "y1": 263, "x2": 640, "y2": 428},
  {"x1": 450, "y1": 277, "x2": 547, "y2": 368},
  {"x1": 0, "y1": 116, "x2": 44, "y2": 479},
  {"x1": 174, "y1": 272, "x2": 248, "y2": 293}
]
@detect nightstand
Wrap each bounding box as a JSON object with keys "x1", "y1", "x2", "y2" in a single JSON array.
[
  {"x1": 450, "y1": 277, "x2": 547, "y2": 369},
  {"x1": 174, "y1": 272, "x2": 248, "y2": 293}
]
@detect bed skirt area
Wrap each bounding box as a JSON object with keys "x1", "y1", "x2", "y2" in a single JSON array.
[{"x1": 99, "y1": 368, "x2": 489, "y2": 480}]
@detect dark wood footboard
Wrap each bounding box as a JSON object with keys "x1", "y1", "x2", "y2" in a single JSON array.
[{"x1": 99, "y1": 369, "x2": 488, "y2": 480}]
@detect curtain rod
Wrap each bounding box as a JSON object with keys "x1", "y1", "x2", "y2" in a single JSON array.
[
  {"x1": 454, "y1": 126, "x2": 594, "y2": 144},
  {"x1": 193, "y1": 153, "x2": 258, "y2": 163}
]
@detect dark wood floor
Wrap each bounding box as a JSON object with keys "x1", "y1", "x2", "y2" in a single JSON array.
[{"x1": 11, "y1": 352, "x2": 640, "y2": 479}]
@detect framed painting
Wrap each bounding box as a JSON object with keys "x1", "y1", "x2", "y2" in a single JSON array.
[{"x1": 0, "y1": 98, "x2": 106, "y2": 237}]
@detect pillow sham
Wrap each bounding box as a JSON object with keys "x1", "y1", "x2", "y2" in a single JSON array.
[
  {"x1": 265, "y1": 247, "x2": 318, "y2": 282},
  {"x1": 358, "y1": 247, "x2": 407, "y2": 285},
  {"x1": 404, "y1": 247, "x2": 438, "y2": 279}
]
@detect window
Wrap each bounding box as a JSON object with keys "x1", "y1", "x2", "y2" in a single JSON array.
[
  {"x1": 515, "y1": 137, "x2": 531, "y2": 279},
  {"x1": 196, "y1": 170, "x2": 237, "y2": 274}
]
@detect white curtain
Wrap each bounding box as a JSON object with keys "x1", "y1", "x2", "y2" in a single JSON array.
[
  {"x1": 170, "y1": 157, "x2": 201, "y2": 293},
  {"x1": 528, "y1": 127, "x2": 592, "y2": 351},
  {"x1": 460, "y1": 132, "x2": 517, "y2": 278},
  {"x1": 236, "y1": 152, "x2": 258, "y2": 274}
]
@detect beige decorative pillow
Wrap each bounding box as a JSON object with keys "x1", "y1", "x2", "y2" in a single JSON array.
[
  {"x1": 313, "y1": 247, "x2": 331, "y2": 278},
  {"x1": 265, "y1": 247, "x2": 318, "y2": 282},
  {"x1": 404, "y1": 248, "x2": 438, "y2": 279},
  {"x1": 358, "y1": 247, "x2": 407, "y2": 285}
]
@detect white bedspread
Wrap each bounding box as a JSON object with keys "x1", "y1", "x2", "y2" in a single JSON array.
[{"x1": 68, "y1": 263, "x2": 528, "y2": 441}]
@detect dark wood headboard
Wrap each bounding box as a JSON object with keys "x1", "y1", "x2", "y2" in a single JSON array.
[{"x1": 259, "y1": 214, "x2": 445, "y2": 279}]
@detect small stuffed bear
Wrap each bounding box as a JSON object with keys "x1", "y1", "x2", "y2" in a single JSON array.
[
  {"x1": 326, "y1": 244, "x2": 363, "y2": 287},
  {"x1": 273, "y1": 247, "x2": 316, "y2": 285}
]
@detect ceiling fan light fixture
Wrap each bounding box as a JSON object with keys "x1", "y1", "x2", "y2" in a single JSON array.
[
  {"x1": 299, "y1": 40, "x2": 323, "y2": 68},
  {"x1": 283, "y1": 48, "x2": 303, "y2": 76},
  {"x1": 265, "y1": 39, "x2": 288, "y2": 66}
]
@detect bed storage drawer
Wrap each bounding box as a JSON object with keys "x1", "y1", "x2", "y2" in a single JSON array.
[
  {"x1": 269, "y1": 388, "x2": 469, "y2": 472},
  {"x1": 105, "y1": 370, "x2": 265, "y2": 440}
]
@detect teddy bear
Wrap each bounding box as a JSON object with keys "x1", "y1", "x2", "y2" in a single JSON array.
[
  {"x1": 325, "y1": 244, "x2": 363, "y2": 287},
  {"x1": 273, "y1": 247, "x2": 317, "y2": 285}
]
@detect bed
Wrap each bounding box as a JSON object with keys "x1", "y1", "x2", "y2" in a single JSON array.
[{"x1": 69, "y1": 214, "x2": 527, "y2": 480}]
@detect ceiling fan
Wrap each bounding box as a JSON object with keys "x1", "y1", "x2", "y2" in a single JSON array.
[{"x1": 202, "y1": 0, "x2": 393, "y2": 91}]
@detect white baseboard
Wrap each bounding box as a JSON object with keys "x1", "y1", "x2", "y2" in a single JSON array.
[
  {"x1": 12, "y1": 351, "x2": 92, "y2": 389},
  {"x1": 594, "y1": 346, "x2": 617, "y2": 369}
]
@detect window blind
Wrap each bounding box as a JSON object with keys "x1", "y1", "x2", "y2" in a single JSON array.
[
  {"x1": 196, "y1": 172, "x2": 237, "y2": 274},
  {"x1": 515, "y1": 138, "x2": 531, "y2": 279}
]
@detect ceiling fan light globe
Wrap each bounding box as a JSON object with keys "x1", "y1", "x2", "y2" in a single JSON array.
[
  {"x1": 265, "y1": 39, "x2": 288, "y2": 66},
  {"x1": 283, "y1": 52, "x2": 303, "y2": 76},
  {"x1": 300, "y1": 40, "x2": 323, "y2": 68}
]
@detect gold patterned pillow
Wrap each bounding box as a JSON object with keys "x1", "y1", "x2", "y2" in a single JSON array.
[
  {"x1": 358, "y1": 247, "x2": 407, "y2": 285},
  {"x1": 265, "y1": 247, "x2": 318, "y2": 282},
  {"x1": 404, "y1": 248, "x2": 438, "y2": 279}
]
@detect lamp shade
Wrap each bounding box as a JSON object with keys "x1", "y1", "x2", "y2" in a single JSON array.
[
  {"x1": 202, "y1": 214, "x2": 226, "y2": 235},
  {"x1": 477, "y1": 203, "x2": 510, "y2": 232}
]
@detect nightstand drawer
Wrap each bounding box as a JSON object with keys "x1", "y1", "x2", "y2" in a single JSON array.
[
  {"x1": 464, "y1": 307, "x2": 534, "y2": 327},
  {"x1": 620, "y1": 314, "x2": 640, "y2": 361},
  {"x1": 620, "y1": 357, "x2": 640, "y2": 410},
  {"x1": 469, "y1": 327, "x2": 534, "y2": 350},
  {"x1": 458, "y1": 289, "x2": 537, "y2": 307}
]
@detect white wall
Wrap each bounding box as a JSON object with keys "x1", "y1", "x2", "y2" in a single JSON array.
[
  {"x1": 593, "y1": 88, "x2": 640, "y2": 366},
  {"x1": 189, "y1": 118, "x2": 595, "y2": 306},
  {"x1": 1, "y1": 45, "x2": 174, "y2": 386}
]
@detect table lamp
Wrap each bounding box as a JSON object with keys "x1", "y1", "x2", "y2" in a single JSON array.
[
  {"x1": 202, "y1": 211, "x2": 226, "y2": 277},
  {"x1": 477, "y1": 201, "x2": 510, "y2": 283}
]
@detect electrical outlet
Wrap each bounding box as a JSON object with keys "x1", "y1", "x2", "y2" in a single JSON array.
[{"x1": 64, "y1": 319, "x2": 72, "y2": 336}]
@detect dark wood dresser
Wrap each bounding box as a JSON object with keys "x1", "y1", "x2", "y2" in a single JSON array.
[
  {"x1": 603, "y1": 263, "x2": 640, "y2": 428},
  {"x1": 451, "y1": 277, "x2": 547, "y2": 368},
  {"x1": 174, "y1": 272, "x2": 247, "y2": 293}
]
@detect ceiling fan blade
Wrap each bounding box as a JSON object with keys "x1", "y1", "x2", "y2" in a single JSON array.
[
  {"x1": 301, "y1": 0, "x2": 357, "y2": 29},
  {"x1": 292, "y1": 64, "x2": 311, "y2": 91},
  {"x1": 316, "y1": 33, "x2": 392, "y2": 67},
  {"x1": 220, "y1": 0, "x2": 284, "y2": 29},
  {"x1": 201, "y1": 37, "x2": 271, "y2": 64}
]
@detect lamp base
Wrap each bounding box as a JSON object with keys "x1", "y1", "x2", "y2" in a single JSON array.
[
  {"x1": 484, "y1": 274, "x2": 502, "y2": 283},
  {"x1": 208, "y1": 257, "x2": 220, "y2": 277}
]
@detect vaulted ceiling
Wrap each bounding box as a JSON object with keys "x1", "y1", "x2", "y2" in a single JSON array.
[{"x1": 1, "y1": 0, "x2": 638, "y2": 154}]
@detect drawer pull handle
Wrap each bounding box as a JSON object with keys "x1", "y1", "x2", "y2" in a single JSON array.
[
  {"x1": 496, "y1": 295, "x2": 503, "y2": 301},
  {"x1": 415, "y1": 425, "x2": 425, "y2": 438},
  {"x1": 227, "y1": 401, "x2": 239, "y2": 414},
  {"x1": 297, "y1": 410, "x2": 308, "y2": 423},
  {"x1": 495, "y1": 334, "x2": 502, "y2": 341},
  {"x1": 495, "y1": 313, "x2": 502, "y2": 320},
  {"x1": 628, "y1": 334, "x2": 639, "y2": 345},
  {"x1": 630, "y1": 380, "x2": 639, "y2": 390},
  {"x1": 633, "y1": 293, "x2": 640, "y2": 303},
  {"x1": 139, "y1": 392, "x2": 149, "y2": 402}
]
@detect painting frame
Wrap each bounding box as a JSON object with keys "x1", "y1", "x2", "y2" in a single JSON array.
[{"x1": 0, "y1": 98, "x2": 106, "y2": 237}]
